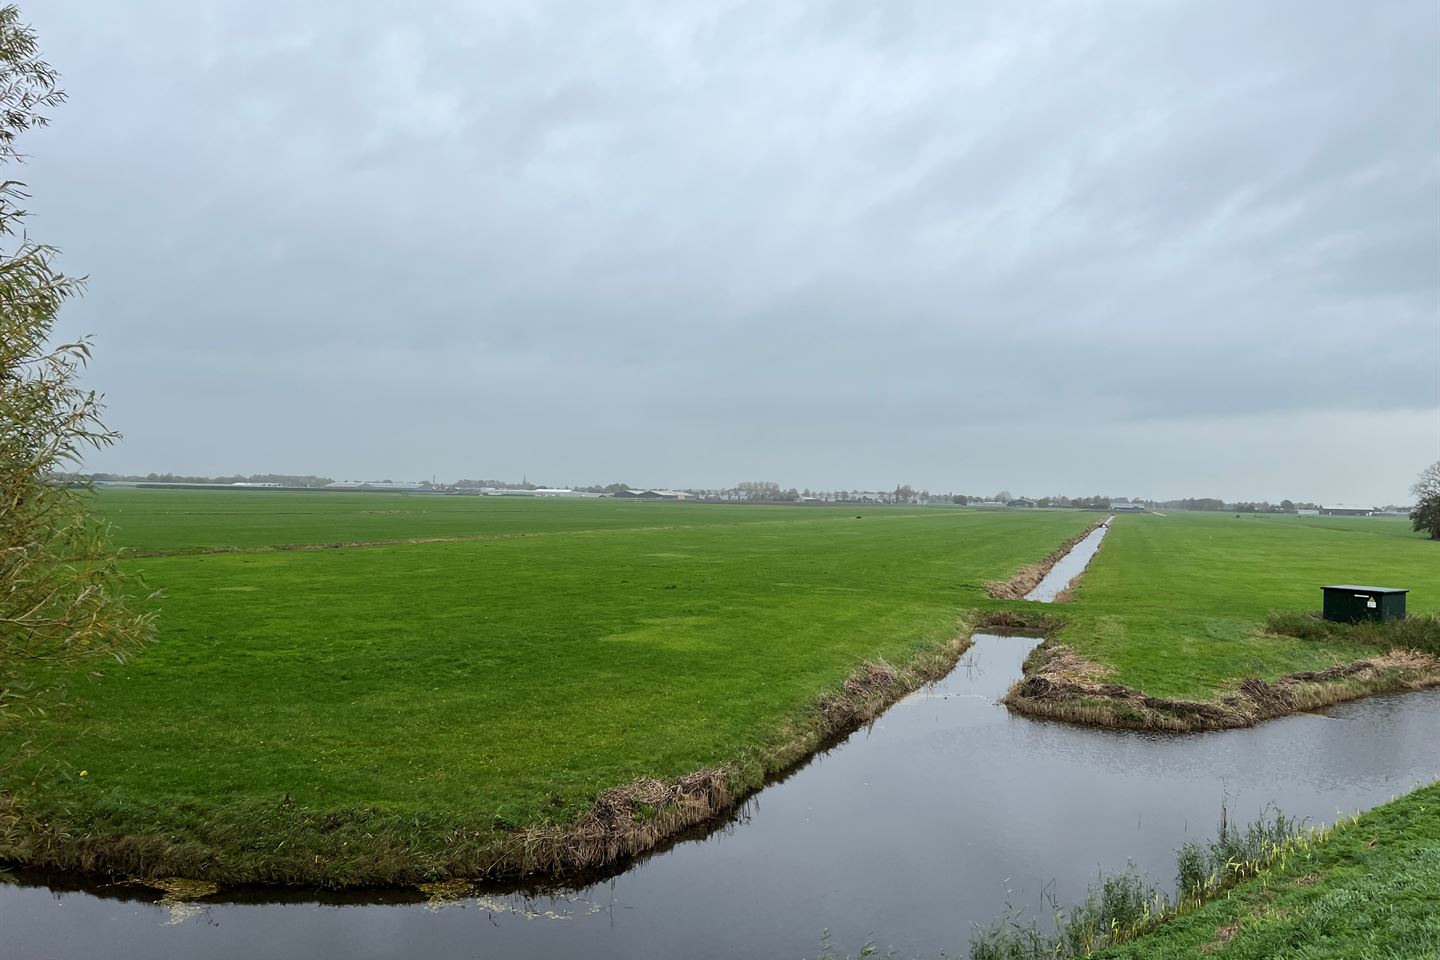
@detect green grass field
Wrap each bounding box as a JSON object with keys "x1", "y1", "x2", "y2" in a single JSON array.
[
  {"x1": 1054, "y1": 511, "x2": 1437, "y2": 700},
  {"x1": 2, "y1": 491, "x2": 1094, "y2": 883},
  {"x1": 3, "y1": 493, "x2": 1434, "y2": 887},
  {"x1": 89, "y1": 489, "x2": 844, "y2": 552}
]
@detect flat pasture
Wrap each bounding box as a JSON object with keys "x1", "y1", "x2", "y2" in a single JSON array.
[
  {"x1": 88, "y1": 489, "x2": 831, "y2": 553},
  {"x1": 7, "y1": 494, "x2": 1434, "y2": 885},
  {"x1": 4, "y1": 492, "x2": 1093, "y2": 882},
  {"x1": 1059, "y1": 511, "x2": 1437, "y2": 700}
]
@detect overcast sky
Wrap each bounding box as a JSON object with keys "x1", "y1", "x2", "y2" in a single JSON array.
[{"x1": 23, "y1": 0, "x2": 1440, "y2": 502}]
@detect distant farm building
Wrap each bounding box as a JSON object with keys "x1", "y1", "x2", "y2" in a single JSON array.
[
  {"x1": 609, "y1": 489, "x2": 690, "y2": 501},
  {"x1": 1111, "y1": 502, "x2": 1146, "y2": 512},
  {"x1": 1007, "y1": 499, "x2": 1036, "y2": 508},
  {"x1": 1319, "y1": 505, "x2": 1377, "y2": 517}
]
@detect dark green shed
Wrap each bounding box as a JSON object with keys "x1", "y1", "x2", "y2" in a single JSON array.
[{"x1": 1321, "y1": 585, "x2": 1407, "y2": 623}]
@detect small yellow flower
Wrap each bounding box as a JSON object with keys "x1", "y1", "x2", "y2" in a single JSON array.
[{"x1": 79, "y1": 770, "x2": 88, "y2": 777}]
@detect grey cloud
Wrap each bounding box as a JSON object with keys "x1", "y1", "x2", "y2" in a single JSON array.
[{"x1": 22, "y1": 0, "x2": 1440, "y2": 500}]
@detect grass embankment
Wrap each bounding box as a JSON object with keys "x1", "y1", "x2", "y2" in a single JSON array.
[
  {"x1": 1090, "y1": 782, "x2": 1440, "y2": 960},
  {"x1": 1003, "y1": 512, "x2": 1440, "y2": 730},
  {"x1": 826, "y1": 784, "x2": 1440, "y2": 958},
  {"x1": 965, "y1": 783, "x2": 1440, "y2": 959},
  {"x1": 0, "y1": 492, "x2": 1094, "y2": 886}
]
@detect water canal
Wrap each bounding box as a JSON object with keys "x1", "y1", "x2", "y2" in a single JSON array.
[{"x1": 5, "y1": 633, "x2": 1438, "y2": 959}]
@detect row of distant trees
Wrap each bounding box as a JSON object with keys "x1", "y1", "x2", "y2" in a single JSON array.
[
  {"x1": 54, "y1": 471, "x2": 1428, "y2": 524},
  {"x1": 1166, "y1": 498, "x2": 1313, "y2": 513},
  {"x1": 454, "y1": 478, "x2": 538, "y2": 490},
  {"x1": 68, "y1": 472, "x2": 336, "y2": 487}
]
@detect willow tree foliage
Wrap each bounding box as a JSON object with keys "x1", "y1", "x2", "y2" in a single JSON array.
[{"x1": 0, "y1": 5, "x2": 152, "y2": 734}]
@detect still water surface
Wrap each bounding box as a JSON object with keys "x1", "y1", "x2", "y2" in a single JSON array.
[
  {"x1": 5, "y1": 633, "x2": 1438, "y2": 959},
  {"x1": 1025, "y1": 518, "x2": 1111, "y2": 601}
]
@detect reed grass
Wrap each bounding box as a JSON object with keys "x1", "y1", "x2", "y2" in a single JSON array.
[
  {"x1": 1265, "y1": 609, "x2": 1440, "y2": 656},
  {"x1": 968, "y1": 806, "x2": 1343, "y2": 959},
  {"x1": 1094, "y1": 781, "x2": 1440, "y2": 959}
]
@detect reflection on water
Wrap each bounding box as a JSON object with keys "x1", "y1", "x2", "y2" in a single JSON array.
[
  {"x1": 1025, "y1": 518, "x2": 1111, "y2": 602},
  {"x1": 4, "y1": 633, "x2": 1438, "y2": 960}
]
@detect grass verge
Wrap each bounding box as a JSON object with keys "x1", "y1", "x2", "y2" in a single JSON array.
[
  {"x1": 969, "y1": 783, "x2": 1440, "y2": 959},
  {"x1": 817, "y1": 786, "x2": 1440, "y2": 959},
  {"x1": 1090, "y1": 781, "x2": 1440, "y2": 960}
]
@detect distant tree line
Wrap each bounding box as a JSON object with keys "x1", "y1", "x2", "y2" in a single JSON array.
[
  {"x1": 58, "y1": 469, "x2": 1416, "y2": 522},
  {"x1": 1161, "y1": 498, "x2": 1314, "y2": 513},
  {"x1": 60, "y1": 472, "x2": 335, "y2": 487},
  {"x1": 454, "y1": 478, "x2": 538, "y2": 490}
]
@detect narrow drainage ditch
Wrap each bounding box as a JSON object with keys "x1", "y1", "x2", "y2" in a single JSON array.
[{"x1": 1024, "y1": 516, "x2": 1112, "y2": 602}]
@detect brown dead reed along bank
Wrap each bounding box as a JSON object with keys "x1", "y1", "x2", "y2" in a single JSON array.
[{"x1": 1005, "y1": 644, "x2": 1440, "y2": 732}]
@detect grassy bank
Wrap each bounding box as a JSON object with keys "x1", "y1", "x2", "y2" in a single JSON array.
[
  {"x1": 965, "y1": 783, "x2": 1440, "y2": 959},
  {"x1": 1092, "y1": 781, "x2": 1440, "y2": 960},
  {"x1": 1003, "y1": 511, "x2": 1440, "y2": 730},
  {"x1": 1, "y1": 493, "x2": 1092, "y2": 885},
  {"x1": 824, "y1": 785, "x2": 1440, "y2": 958}
]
